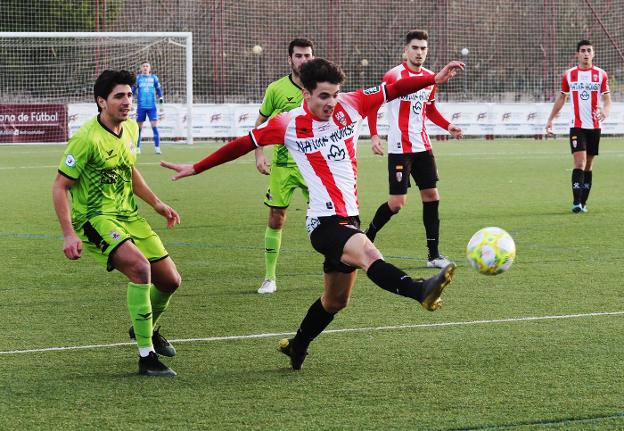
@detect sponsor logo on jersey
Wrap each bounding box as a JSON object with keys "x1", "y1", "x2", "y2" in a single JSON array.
[
  {"x1": 363, "y1": 86, "x2": 381, "y2": 95},
  {"x1": 327, "y1": 144, "x2": 346, "y2": 161},
  {"x1": 570, "y1": 82, "x2": 600, "y2": 91},
  {"x1": 580, "y1": 90, "x2": 590, "y2": 101},
  {"x1": 412, "y1": 101, "x2": 423, "y2": 115},
  {"x1": 329, "y1": 123, "x2": 355, "y2": 142},
  {"x1": 64, "y1": 154, "x2": 76, "y2": 167},
  {"x1": 296, "y1": 136, "x2": 329, "y2": 153}
]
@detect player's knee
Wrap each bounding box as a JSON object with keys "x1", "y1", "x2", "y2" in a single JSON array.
[
  {"x1": 157, "y1": 272, "x2": 181, "y2": 293},
  {"x1": 324, "y1": 296, "x2": 349, "y2": 313},
  {"x1": 127, "y1": 258, "x2": 151, "y2": 284}
]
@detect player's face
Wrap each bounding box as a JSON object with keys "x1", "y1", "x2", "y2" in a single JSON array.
[
  {"x1": 99, "y1": 84, "x2": 133, "y2": 123},
  {"x1": 288, "y1": 46, "x2": 314, "y2": 76},
  {"x1": 141, "y1": 63, "x2": 151, "y2": 74},
  {"x1": 304, "y1": 82, "x2": 340, "y2": 121},
  {"x1": 404, "y1": 39, "x2": 428, "y2": 70},
  {"x1": 576, "y1": 45, "x2": 594, "y2": 68}
]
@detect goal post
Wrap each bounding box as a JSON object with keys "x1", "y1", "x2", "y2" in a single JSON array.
[{"x1": 0, "y1": 31, "x2": 193, "y2": 144}]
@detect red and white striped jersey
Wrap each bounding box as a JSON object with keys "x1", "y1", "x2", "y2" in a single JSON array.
[
  {"x1": 561, "y1": 66, "x2": 609, "y2": 129},
  {"x1": 384, "y1": 63, "x2": 436, "y2": 153},
  {"x1": 250, "y1": 86, "x2": 387, "y2": 218}
]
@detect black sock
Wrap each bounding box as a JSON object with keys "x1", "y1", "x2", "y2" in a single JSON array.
[
  {"x1": 581, "y1": 170, "x2": 592, "y2": 206},
  {"x1": 423, "y1": 201, "x2": 440, "y2": 260},
  {"x1": 571, "y1": 169, "x2": 585, "y2": 205},
  {"x1": 292, "y1": 298, "x2": 335, "y2": 350},
  {"x1": 366, "y1": 259, "x2": 425, "y2": 301},
  {"x1": 366, "y1": 202, "x2": 397, "y2": 242}
]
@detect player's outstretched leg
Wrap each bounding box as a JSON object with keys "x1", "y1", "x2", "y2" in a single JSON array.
[
  {"x1": 367, "y1": 259, "x2": 456, "y2": 311},
  {"x1": 420, "y1": 263, "x2": 456, "y2": 311}
]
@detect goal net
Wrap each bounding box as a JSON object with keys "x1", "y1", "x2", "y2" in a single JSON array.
[{"x1": 0, "y1": 32, "x2": 193, "y2": 143}]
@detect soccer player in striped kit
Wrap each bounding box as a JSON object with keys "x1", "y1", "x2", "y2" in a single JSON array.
[
  {"x1": 364, "y1": 30, "x2": 463, "y2": 268},
  {"x1": 546, "y1": 39, "x2": 611, "y2": 213},
  {"x1": 161, "y1": 57, "x2": 464, "y2": 370}
]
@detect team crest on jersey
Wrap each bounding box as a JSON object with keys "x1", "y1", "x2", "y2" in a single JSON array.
[
  {"x1": 363, "y1": 86, "x2": 381, "y2": 95},
  {"x1": 64, "y1": 154, "x2": 76, "y2": 167},
  {"x1": 110, "y1": 230, "x2": 121, "y2": 241},
  {"x1": 334, "y1": 110, "x2": 347, "y2": 127}
]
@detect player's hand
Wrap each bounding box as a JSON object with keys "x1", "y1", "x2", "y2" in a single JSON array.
[
  {"x1": 159, "y1": 97, "x2": 164, "y2": 105},
  {"x1": 435, "y1": 61, "x2": 465, "y2": 84},
  {"x1": 545, "y1": 121, "x2": 554, "y2": 137},
  {"x1": 594, "y1": 108, "x2": 607, "y2": 122},
  {"x1": 448, "y1": 124, "x2": 463, "y2": 139},
  {"x1": 370, "y1": 135, "x2": 384, "y2": 155},
  {"x1": 160, "y1": 160, "x2": 197, "y2": 181},
  {"x1": 255, "y1": 150, "x2": 270, "y2": 175},
  {"x1": 154, "y1": 201, "x2": 180, "y2": 229},
  {"x1": 63, "y1": 233, "x2": 83, "y2": 260}
]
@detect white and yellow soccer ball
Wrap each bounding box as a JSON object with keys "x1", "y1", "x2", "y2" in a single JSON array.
[{"x1": 466, "y1": 227, "x2": 516, "y2": 275}]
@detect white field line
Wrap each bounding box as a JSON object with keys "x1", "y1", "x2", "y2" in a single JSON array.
[{"x1": 2, "y1": 310, "x2": 623, "y2": 356}]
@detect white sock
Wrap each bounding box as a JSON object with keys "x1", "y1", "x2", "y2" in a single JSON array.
[{"x1": 139, "y1": 346, "x2": 156, "y2": 357}]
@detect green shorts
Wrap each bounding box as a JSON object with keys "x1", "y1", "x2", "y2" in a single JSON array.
[
  {"x1": 264, "y1": 165, "x2": 309, "y2": 208},
  {"x1": 78, "y1": 215, "x2": 168, "y2": 271}
]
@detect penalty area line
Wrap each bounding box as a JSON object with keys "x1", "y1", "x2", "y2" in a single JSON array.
[{"x1": 1, "y1": 310, "x2": 623, "y2": 356}]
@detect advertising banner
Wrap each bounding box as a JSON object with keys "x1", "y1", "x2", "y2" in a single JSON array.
[{"x1": 0, "y1": 104, "x2": 67, "y2": 143}]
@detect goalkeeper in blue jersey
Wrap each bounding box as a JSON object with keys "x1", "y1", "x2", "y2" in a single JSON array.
[{"x1": 132, "y1": 61, "x2": 164, "y2": 154}]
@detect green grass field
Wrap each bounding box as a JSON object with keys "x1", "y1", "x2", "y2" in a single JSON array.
[{"x1": 1, "y1": 138, "x2": 623, "y2": 430}]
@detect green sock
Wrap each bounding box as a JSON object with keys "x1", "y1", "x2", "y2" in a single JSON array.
[
  {"x1": 150, "y1": 284, "x2": 173, "y2": 326},
  {"x1": 264, "y1": 227, "x2": 282, "y2": 281},
  {"x1": 127, "y1": 282, "x2": 153, "y2": 348}
]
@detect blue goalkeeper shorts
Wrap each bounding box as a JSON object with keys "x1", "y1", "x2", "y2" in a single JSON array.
[{"x1": 136, "y1": 107, "x2": 158, "y2": 122}]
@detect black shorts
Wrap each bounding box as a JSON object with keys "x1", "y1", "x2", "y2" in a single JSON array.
[
  {"x1": 388, "y1": 151, "x2": 439, "y2": 195},
  {"x1": 307, "y1": 215, "x2": 362, "y2": 274},
  {"x1": 569, "y1": 128, "x2": 600, "y2": 155}
]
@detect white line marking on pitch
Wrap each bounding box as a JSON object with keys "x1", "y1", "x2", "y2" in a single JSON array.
[{"x1": 1, "y1": 310, "x2": 622, "y2": 356}]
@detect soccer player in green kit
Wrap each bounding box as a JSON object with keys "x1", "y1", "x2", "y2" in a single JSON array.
[
  {"x1": 52, "y1": 70, "x2": 181, "y2": 376},
  {"x1": 255, "y1": 38, "x2": 314, "y2": 294}
]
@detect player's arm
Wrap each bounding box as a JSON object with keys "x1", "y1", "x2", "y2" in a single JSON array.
[
  {"x1": 52, "y1": 173, "x2": 82, "y2": 260},
  {"x1": 161, "y1": 135, "x2": 258, "y2": 180},
  {"x1": 545, "y1": 92, "x2": 567, "y2": 135},
  {"x1": 367, "y1": 110, "x2": 384, "y2": 156},
  {"x1": 132, "y1": 167, "x2": 180, "y2": 229},
  {"x1": 597, "y1": 92, "x2": 611, "y2": 121},
  {"x1": 254, "y1": 113, "x2": 270, "y2": 175},
  {"x1": 356, "y1": 61, "x2": 464, "y2": 118},
  {"x1": 154, "y1": 75, "x2": 164, "y2": 104},
  {"x1": 426, "y1": 102, "x2": 462, "y2": 139}
]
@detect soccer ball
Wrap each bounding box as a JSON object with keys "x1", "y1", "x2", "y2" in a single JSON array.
[{"x1": 466, "y1": 227, "x2": 516, "y2": 275}]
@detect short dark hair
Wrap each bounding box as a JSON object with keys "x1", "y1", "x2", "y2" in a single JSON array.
[
  {"x1": 577, "y1": 39, "x2": 592, "y2": 51},
  {"x1": 288, "y1": 37, "x2": 315, "y2": 56},
  {"x1": 299, "y1": 58, "x2": 345, "y2": 92},
  {"x1": 405, "y1": 29, "x2": 429, "y2": 45},
  {"x1": 93, "y1": 70, "x2": 135, "y2": 112}
]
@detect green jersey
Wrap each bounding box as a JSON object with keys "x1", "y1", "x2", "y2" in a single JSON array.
[
  {"x1": 259, "y1": 74, "x2": 303, "y2": 167},
  {"x1": 58, "y1": 115, "x2": 140, "y2": 229}
]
